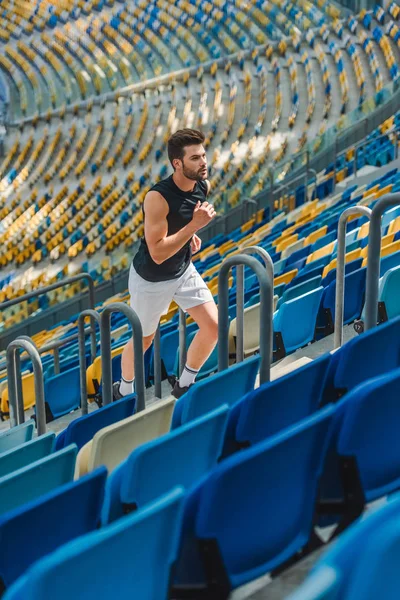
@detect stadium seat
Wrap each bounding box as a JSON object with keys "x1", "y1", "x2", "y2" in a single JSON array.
[
  {"x1": 3, "y1": 488, "x2": 184, "y2": 600},
  {"x1": 0, "y1": 468, "x2": 107, "y2": 591},
  {"x1": 75, "y1": 397, "x2": 175, "y2": 477},
  {"x1": 102, "y1": 405, "x2": 229, "y2": 523},
  {"x1": 0, "y1": 433, "x2": 55, "y2": 478},
  {"x1": 377, "y1": 265, "x2": 400, "y2": 322},
  {"x1": 274, "y1": 287, "x2": 324, "y2": 359},
  {"x1": 44, "y1": 366, "x2": 81, "y2": 421},
  {"x1": 317, "y1": 268, "x2": 366, "y2": 335},
  {"x1": 288, "y1": 494, "x2": 400, "y2": 600},
  {"x1": 171, "y1": 356, "x2": 259, "y2": 428},
  {"x1": 55, "y1": 396, "x2": 136, "y2": 452},
  {"x1": 277, "y1": 275, "x2": 322, "y2": 309},
  {"x1": 0, "y1": 445, "x2": 77, "y2": 517},
  {"x1": 222, "y1": 353, "x2": 331, "y2": 455},
  {"x1": 0, "y1": 421, "x2": 34, "y2": 454},
  {"x1": 228, "y1": 304, "x2": 264, "y2": 356},
  {"x1": 173, "y1": 406, "x2": 336, "y2": 595}
]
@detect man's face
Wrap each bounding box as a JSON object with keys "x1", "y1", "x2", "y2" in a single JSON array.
[{"x1": 178, "y1": 144, "x2": 208, "y2": 181}]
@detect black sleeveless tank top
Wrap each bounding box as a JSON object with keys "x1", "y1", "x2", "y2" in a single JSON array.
[{"x1": 132, "y1": 174, "x2": 208, "y2": 282}]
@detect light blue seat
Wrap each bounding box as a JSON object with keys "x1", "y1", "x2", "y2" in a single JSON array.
[
  {"x1": 55, "y1": 395, "x2": 136, "y2": 451},
  {"x1": 0, "y1": 468, "x2": 106, "y2": 591},
  {"x1": 0, "y1": 421, "x2": 34, "y2": 454},
  {"x1": 274, "y1": 287, "x2": 324, "y2": 358},
  {"x1": 171, "y1": 356, "x2": 260, "y2": 428},
  {"x1": 0, "y1": 445, "x2": 77, "y2": 517},
  {"x1": 378, "y1": 265, "x2": 400, "y2": 321},
  {"x1": 277, "y1": 276, "x2": 322, "y2": 309},
  {"x1": 44, "y1": 366, "x2": 81, "y2": 421},
  {"x1": 222, "y1": 353, "x2": 331, "y2": 456},
  {"x1": 173, "y1": 406, "x2": 337, "y2": 595},
  {"x1": 287, "y1": 494, "x2": 400, "y2": 600},
  {"x1": 0, "y1": 433, "x2": 55, "y2": 478},
  {"x1": 3, "y1": 488, "x2": 184, "y2": 600},
  {"x1": 102, "y1": 405, "x2": 229, "y2": 523}
]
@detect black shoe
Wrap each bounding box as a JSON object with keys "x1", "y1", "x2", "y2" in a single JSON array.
[
  {"x1": 171, "y1": 380, "x2": 192, "y2": 399},
  {"x1": 112, "y1": 381, "x2": 124, "y2": 402},
  {"x1": 354, "y1": 320, "x2": 364, "y2": 335}
]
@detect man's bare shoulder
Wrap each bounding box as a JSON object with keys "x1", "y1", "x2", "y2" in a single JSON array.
[{"x1": 143, "y1": 190, "x2": 169, "y2": 215}]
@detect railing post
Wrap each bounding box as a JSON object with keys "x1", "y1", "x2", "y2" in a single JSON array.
[
  {"x1": 235, "y1": 265, "x2": 245, "y2": 363},
  {"x1": 365, "y1": 193, "x2": 400, "y2": 330},
  {"x1": 53, "y1": 347, "x2": 60, "y2": 375},
  {"x1": 78, "y1": 309, "x2": 101, "y2": 416},
  {"x1": 153, "y1": 324, "x2": 162, "y2": 399},
  {"x1": 218, "y1": 253, "x2": 273, "y2": 384},
  {"x1": 6, "y1": 338, "x2": 46, "y2": 435},
  {"x1": 100, "y1": 303, "x2": 145, "y2": 411},
  {"x1": 178, "y1": 308, "x2": 187, "y2": 375},
  {"x1": 334, "y1": 206, "x2": 372, "y2": 348}
]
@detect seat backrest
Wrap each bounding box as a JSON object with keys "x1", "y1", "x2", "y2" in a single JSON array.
[
  {"x1": 330, "y1": 316, "x2": 400, "y2": 396},
  {"x1": 3, "y1": 488, "x2": 184, "y2": 600},
  {"x1": 119, "y1": 405, "x2": 229, "y2": 513},
  {"x1": 0, "y1": 445, "x2": 77, "y2": 518},
  {"x1": 321, "y1": 258, "x2": 363, "y2": 287},
  {"x1": 176, "y1": 406, "x2": 337, "y2": 589},
  {"x1": 44, "y1": 366, "x2": 81, "y2": 419},
  {"x1": 0, "y1": 468, "x2": 107, "y2": 589},
  {"x1": 55, "y1": 395, "x2": 136, "y2": 451},
  {"x1": 323, "y1": 268, "x2": 366, "y2": 324},
  {"x1": 0, "y1": 432, "x2": 55, "y2": 479},
  {"x1": 280, "y1": 276, "x2": 322, "y2": 306},
  {"x1": 285, "y1": 566, "x2": 339, "y2": 600},
  {"x1": 172, "y1": 356, "x2": 260, "y2": 428},
  {"x1": 337, "y1": 367, "x2": 400, "y2": 501},
  {"x1": 235, "y1": 353, "x2": 332, "y2": 446},
  {"x1": 274, "y1": 287, "x2": 324, "y2": 354},
  {"x1": 0, "y1": 421, "x2": 34, "y2": 454},
  {"x1": 229, "y1": 305, "x2": 262, "y2": 356},
  {"x1": 379, "y1": 265, "x2": 400, "y2": 319},
  {"x1": 380, "y1": 249, "x2": 400, "y2": 278},
  {"x1": 79, "y1": 397, "x2": 175, "y2": 475}
]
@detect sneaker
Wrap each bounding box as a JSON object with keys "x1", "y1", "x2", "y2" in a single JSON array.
[
  {"x1": 112, "y1": 381, "x2": 124, "y2": 402},
  {"x1": 171, "y1": 380, "x2": 192, "y2": 399}
]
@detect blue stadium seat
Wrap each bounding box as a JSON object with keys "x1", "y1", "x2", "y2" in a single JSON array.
[
  {"x1": 222, "y1": 353, "x2": 331, "y2": 456},
  {"x1": 0, "y1": 468, "x2": 106, "y2": 590},
  {"x1": 323, "y1": 316, "x2": 400, "y2": 403},
  {"x1": 288, "y1": 494, "x2": 400, "y2": 600},
  {"x1": 173, "y1": 406, "x2": 336, "y2": 595},
  {"x1": 277, "y1": 276, "x2": 322, "y2": 309},
  {"x1": 0, "y1": 445, "x2": 77, "y2": 517},
  {"x1": 0, "y1": 433, "x2": 55, "y2": 478},
  {"x1": 44, "y1": 366, "x2": 81, "y2": 421},
  {"x1": 286, "y1": 266, "x2": 325, "y2": 290},
  {"x1": 171, "y1": 356, "x2": 259, "y2": 428},
  {"x1": 380, "y1": 249, "x2": 400, "y2": 277},
  {"x1": 321, "y1": 258, "x2": 363, "y2": 287},
  {"x1": 102, "y1": 405, "x2": 229, "y2": 523},
  {"x1": 55, "y1": 395, "x2": 135, "y2": 451},
  {"x1": 378, "y1": 265, "x2": 400, "y2": 321},
  {"x1": 317, "y1": 268, "x2": 366, "y2": 335},
  {"x1": 274, "y1": 287, "x2": 324, "y2": 359},
  {"x1": 0, "y1": 421, "x2": 34, "y2": 454},
  {"x1": 3, "y1": 488, "x2": 184, "y2": 600}
]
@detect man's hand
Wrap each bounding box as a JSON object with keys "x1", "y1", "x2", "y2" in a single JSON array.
[
  {"x1": 191, "y1": 201, "x2": 216, "y2": 232},
  {"x1": 191, "y1": 234, "x2": 202, "y2": 254}
]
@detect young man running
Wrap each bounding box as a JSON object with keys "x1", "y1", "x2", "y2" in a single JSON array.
[{"x1": 114, "y1": 128, "x2": 218, "y2": 400}]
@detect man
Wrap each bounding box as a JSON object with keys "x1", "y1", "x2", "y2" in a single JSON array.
[{"x1": 114, "y1": 128, "x2": 218, "y2": 400}]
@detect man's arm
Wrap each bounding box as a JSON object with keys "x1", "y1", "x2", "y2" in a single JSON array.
[{"x1": 144, "y1": 191, "x2": 215, "y2": 265}]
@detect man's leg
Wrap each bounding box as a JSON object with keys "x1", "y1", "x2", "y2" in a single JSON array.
[
  {"x1": 118, "y1": 333, "x2": 155, "y2": 396},
  {"x1": 175, "y1": 300, "x2": 218, "y2": 393}
]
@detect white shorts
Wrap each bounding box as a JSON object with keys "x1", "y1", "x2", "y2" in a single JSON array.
[{"x1": 128, "y1": 263, "x2": 214, "y2": 336}]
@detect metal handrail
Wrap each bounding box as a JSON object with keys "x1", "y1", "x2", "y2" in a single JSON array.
[
  {"x1": 234, "y1": 246, "x2": 274, "y2": 363},
  {"x1": 364, "y1": 193, "x2": 400, "y2": 331},
  {"x1": 100, "y1": 303, "x2": 145, "y2": 411},
  {"x1": 218, "y1": 254, "x2": 273, "y2": 384},
  {"x1": 6, "y1": 337, "x2": 46, "y2": 435},
  {"x1": 78, "y1": 309, "x2": 101, "y2": 415},
  {"x1": 0, "y1": 273, "x2": 95, "y2": 312},
  {"x1": 333, "y1": 206, "x2": 372, "y2": 348}
]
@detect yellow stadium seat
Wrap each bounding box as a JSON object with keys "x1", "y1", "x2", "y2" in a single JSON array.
[
  {"x1": 1, "y1": 372, "x2": 36, "y2": 418},
  {"x1": 86, "y1": 346, "x2": 124, "y2": 402},
  {"x1": 276, "y1": 234, "x2": 298, "y2": 253},
  {"x1": 306, "y1": 242, "x2": 336, "y2": 265},
  {"x1": 388, "y1": 216, "x2": 400, "y2": 235},
  {"x1": 361, "y1": 240, "x2": 400, "y2": 267},
  {"x1": 322, "y1": 249, "x2": 362, "y2": 278},
  {"x1": 303, "y1": 226, "x2": 327, "y2": 247},
  {"x1": 274, "y1": 269, "x2": 298, "y2": 287}
]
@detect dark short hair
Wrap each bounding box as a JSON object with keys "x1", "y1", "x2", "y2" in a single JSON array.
[{"x1": 167, "y1": 129, "x2": 205, "y2": 168}]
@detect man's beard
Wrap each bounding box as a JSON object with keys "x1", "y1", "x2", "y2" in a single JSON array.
[{"x1": 182, "y1": 163, "x2": 207, "y2": 181}]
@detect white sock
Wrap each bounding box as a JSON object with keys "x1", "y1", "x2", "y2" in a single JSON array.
[
  {"x1": 119, "y1": 377, "x2": 134, "y2": 396},
  {"x1": 179, "y1": 364, "x2": 199, "y2": 388}
]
